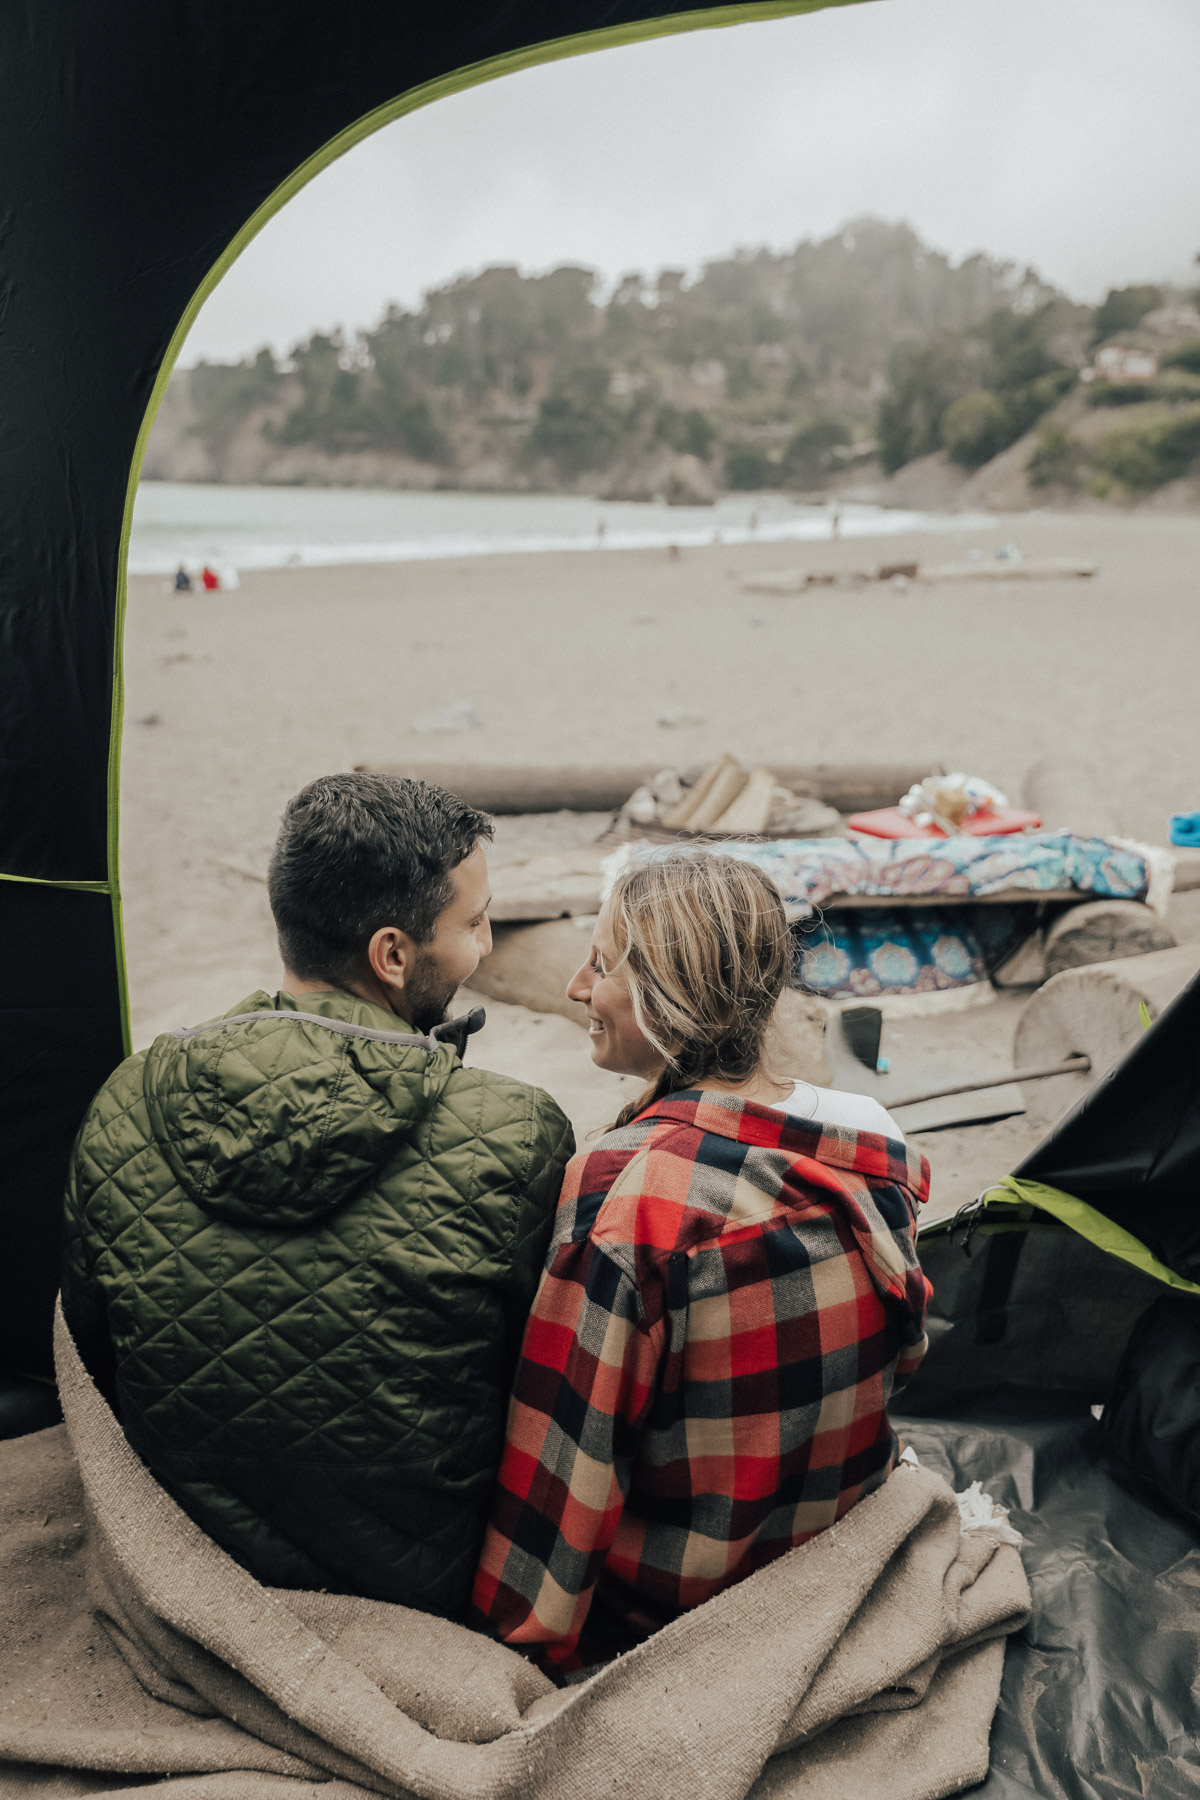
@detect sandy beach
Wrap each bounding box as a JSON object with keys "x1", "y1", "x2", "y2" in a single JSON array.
[{"x1": 119, "y1": 507, "x2": 1200, "y2": 1207}]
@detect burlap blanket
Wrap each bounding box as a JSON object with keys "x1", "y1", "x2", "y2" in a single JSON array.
[{"x1": 0, "y1": 1310, "x2": 1030, "y2": 1800}]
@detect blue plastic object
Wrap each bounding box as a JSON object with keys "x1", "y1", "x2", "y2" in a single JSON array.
[{"x1": 1169, "y1": 811, "x2": 1200, "y2": 848}]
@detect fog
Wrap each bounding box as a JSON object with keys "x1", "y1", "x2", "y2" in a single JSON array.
[{"x1": 184, "y1": 0, "x2": 1199, "y2": 363}]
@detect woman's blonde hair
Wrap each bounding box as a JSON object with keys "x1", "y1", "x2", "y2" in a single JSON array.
[{"x1": 606, "y1": 850, "x2": 792, "y2": 1127}]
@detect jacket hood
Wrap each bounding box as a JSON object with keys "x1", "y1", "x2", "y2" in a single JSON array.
[
  {"x1": 641, "y1": 1089, "x2": 931, "y2": 1329},
  {"x1": 141, "y1": 990, "x2": 476, "y2": 1228}
]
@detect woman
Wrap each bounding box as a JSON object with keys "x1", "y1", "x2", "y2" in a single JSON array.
[{"x1": 470, "y1": 851, "x2": 931, "y2": 1672}]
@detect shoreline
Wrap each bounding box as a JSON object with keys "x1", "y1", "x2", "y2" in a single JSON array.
[{"x1": 128, "y1": 484, "x2": 999, "y2": 578}]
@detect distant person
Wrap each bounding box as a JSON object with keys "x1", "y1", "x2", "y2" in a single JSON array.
[
  {"x1": 63, "y1": 773, "x2": 574, "y2": 1619},
  {"x1": 201, "y1": 564, "x2": 220, "y2": 591},
  {"x1": 473, "y1": 850, "x2": 931, "y2": 1671},
  {"x1": 173, "y1": 564, "x2": 191, "y2": 592}
]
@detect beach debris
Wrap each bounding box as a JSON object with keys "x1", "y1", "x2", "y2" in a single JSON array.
[
  {"x1": 657, "y1": 708, "x2": 706, "y2": 729},
  {"x1": 919, "y1": 557, "x2": 1096, "y2": 583},
  {"x1": 1170, "y1": 810, "x2": 1200, "y2": 848},
  {"x1": 624, "y1": 769, "x2": 685, "y2": 827},
  {"x1": 709, "y1": 765, "x2": 777, "y2": 835},
  {"x1": 741, "y1": 556, "x2": 1097, "y2": 595},
  {"x1": 624, "y1": 754, "x2": 842, "y2": 840},
  {"x1": 414, "y1": 700, "x2": 482, "y2": 734},
  {"x1": 898, "y1": 773, "x2": 1009, "y2": 835},
  {"x1": 741, "y1": 569, "x2": 832, "y2": 594}
]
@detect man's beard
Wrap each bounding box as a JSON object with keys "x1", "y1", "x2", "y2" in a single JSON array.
[{"x1": 402, "y1": 948, "x2": 459, "y2": 1035}]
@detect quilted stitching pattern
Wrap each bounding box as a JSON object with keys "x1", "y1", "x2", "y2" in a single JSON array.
[{"x1": 63, "y1": 990, "x2": 574, "y2": 1619}]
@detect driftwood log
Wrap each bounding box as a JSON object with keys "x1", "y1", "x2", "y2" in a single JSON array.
[
  {"x1": 1041, "y1": 898, "x2": 1174, "y2": 977},
  {"x1": 1013, "y1": 942, "x2": 1200, "y2": 1132},
  {"x1": 488, "y1": 850, "x2": 610, "y2": 922},
  {"x1": 470, "y1": 920, "x2": 594, "y2": 1022},
  {"x1": 358, "y1": 761, "x2": 936, "y2": 815}
]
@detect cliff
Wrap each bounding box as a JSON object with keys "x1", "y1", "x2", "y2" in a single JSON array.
[{"x1": 142, "y1": 224, "x2": 1200, "y2": 508}]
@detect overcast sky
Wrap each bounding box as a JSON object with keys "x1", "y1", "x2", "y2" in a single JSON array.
[{"x1": 183, "y1": 0, "x2": 1199, "y2": 365}]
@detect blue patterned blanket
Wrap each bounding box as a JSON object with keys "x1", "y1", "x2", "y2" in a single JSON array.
[
  {"x1": 707, "y1": 832, "x2": 1157, "y2": 920},
  {"x1": 612, "y1": 833, "x2": 1164, "y2": 999}
]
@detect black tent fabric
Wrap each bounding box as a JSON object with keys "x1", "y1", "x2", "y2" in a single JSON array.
[
  {"x1": 0, "y1": 0, "x2": 851, "y2": 1377},
  {"x1": 898, "y1": 973, "x2": 1200, "y2": 1797},
  {"x1": 1014, "y1": 967, "x2": 1200, "y2": 1282}
]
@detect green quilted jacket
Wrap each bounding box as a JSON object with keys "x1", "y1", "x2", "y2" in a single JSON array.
[{"x1": 62, "y1": 988, "x2": 574, "y2": 1620}]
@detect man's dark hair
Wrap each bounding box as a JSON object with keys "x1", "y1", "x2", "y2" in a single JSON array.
[{"x1": 267, "y1": 773, "x2": 493, "y2": 982}]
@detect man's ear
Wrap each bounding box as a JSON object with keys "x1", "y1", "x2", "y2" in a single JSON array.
[{"x1": 366, "y1": 925, "x2": 416, "y2": 994}]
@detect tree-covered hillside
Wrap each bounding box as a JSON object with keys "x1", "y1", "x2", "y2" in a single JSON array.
[{"x1": 146, "y1": 222, "x2": 1198, "y2": 498}]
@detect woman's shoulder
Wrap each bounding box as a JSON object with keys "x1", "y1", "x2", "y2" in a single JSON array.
[
  {"x1": 559, "y1": 1114, "x2": 658, "y2": 1197},
  {"x1": 553, "y1": 1110, "x2": 691, "y2": 1241}
]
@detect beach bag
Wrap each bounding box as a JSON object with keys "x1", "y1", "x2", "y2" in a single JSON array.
[{"x1": 1100, "y1": 1293, "x2": 1200, "y2": 1530}]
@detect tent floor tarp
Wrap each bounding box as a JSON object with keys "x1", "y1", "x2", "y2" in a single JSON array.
[{"x1": 896, "y1": 1399, "x2": 1200, "y2": 1799}]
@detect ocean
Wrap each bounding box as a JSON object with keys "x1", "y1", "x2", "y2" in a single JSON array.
[{"x1": 129, "y1": 481, "x2": 988, "y2": 576}]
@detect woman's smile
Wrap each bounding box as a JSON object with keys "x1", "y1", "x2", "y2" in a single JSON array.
[{"x1": 566, "y1": 907, "x2": 668, "y2": 1079}]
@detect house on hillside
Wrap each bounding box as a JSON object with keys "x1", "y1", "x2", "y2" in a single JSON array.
[{"x1": 1083, "y1": 344, "x2": 1159, "y2": 384}]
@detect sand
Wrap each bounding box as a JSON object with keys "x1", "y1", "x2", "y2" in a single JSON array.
[{"x1": 119, "y1": 507, "x2": 1200, "y2": 1205}]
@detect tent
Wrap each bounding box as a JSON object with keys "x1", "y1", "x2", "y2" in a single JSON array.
[
  {"x1": 899, "y1": 967, "x2": 1200, "y2": 1796},
  {"x1": 0, "y1": 0, "x2": 859, "y2": 1383},
  {"x1": 1, "y1": 2, "x2": 1197, "y2": 1791}
]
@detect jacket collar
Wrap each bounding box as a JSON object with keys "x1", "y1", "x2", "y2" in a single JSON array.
[{"x1": 638, "y1": 1088, "x2": 929, "y2": 1203}]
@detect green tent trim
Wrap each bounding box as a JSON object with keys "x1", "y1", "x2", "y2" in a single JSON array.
[
  {"x1": 921, "y1": 1173, "x2": 1200, "y2": 1298},
  {"x1": 77, "y1": 0, "x2": 870, "y2": 1055}
]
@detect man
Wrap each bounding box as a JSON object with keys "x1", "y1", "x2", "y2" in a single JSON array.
[{"x1": 62, "y1": 773, "x2": 573, "y2": 1620}]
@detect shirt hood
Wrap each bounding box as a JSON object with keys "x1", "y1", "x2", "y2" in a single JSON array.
[
  {"x1": 141, "y1": 989, "x2": 481, "y2": 1229},
  {"x1": 639, "y1": 1088, "x2": 931, "y2": 1324}
]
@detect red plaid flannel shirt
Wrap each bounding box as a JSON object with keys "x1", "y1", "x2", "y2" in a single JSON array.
[{"x1": 470, "y1": 1089, "x2": 932, "y2": 1670}]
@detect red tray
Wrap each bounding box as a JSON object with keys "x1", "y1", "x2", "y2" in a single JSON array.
[{"x1": 846, "y1": 805, "x2": 1042, "y2": 840}]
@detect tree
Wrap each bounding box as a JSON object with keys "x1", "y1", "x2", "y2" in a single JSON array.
[
  {"x1": 781, "y1": 416, "x2": 851, "y2": 484},
  {"x1": 724, "y1": 446, "x2": 775, "y2": 489},
  {"x1": 1092, "y1": 285, "x2": 1163, "y2": 343},
  {"x1": 941, "y1": 390, "x2": 1010, "y2": 467}
]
